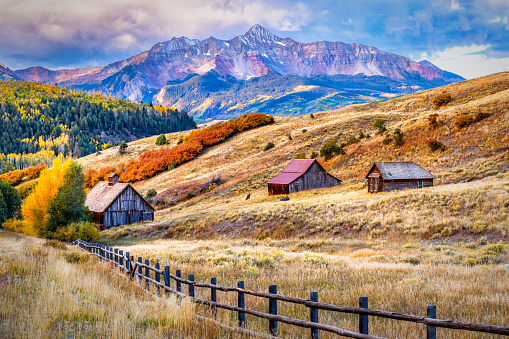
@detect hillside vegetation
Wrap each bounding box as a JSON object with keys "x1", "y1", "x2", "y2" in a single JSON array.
[
  {"x1": 78, "y1": 72, "x2": 509, "y2": 243},
  {"x1": 0, "y1": 80, "x2": 196, "y2": 172}
]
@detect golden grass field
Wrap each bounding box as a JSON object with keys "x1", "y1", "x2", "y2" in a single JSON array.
[
  {"x1": 76, "y1": 72, "x2": 509, "y2": 243},
  {"x1": 0, "y1": 231, "x2": 239, "y2": 338},
  {"x1": 3, "y1": 230, "x2": 507, "y2": 338}
]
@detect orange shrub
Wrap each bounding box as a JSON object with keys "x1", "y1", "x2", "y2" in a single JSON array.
[
  {"x1": 119, "y1": 113, "x2": 274, "y2": 183},
  {"x1": 0, "y1": 164, "x2": 48, "y2": 186},
  {"x1": 84, "y1": 166, "x2": 119, "y2": 188}
]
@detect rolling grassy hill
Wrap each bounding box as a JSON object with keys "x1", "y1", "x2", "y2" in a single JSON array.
[{"x1": 78, "y1": 72, "x2": 509, "y2": 242}]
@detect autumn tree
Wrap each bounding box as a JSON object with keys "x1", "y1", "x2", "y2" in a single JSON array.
[
  {"x1": 46, "y1": 160, "x2": 91, "y2": 234},
  {"x1": 22, "y1": 158, "x2": 70, "y2": 237}
]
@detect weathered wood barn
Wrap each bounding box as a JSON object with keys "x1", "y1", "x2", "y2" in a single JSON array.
[
  {"x1": 85, "y1": 173, "x2": 154, "y2": 229},
  {"x1": 267, "y1": 159, "x2": 341, "y2": 195},
  {"x1": 366, "y1": 162, "x2": 435, "y2": 193}
]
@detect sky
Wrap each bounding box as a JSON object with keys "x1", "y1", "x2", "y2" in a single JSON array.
[{"x1": 0, "y1": 0, "x2": 508, "y2": 79}]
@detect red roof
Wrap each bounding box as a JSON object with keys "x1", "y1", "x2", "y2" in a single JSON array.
[{"x1": 268, "y1": 159, "x2": 317, "y2": 185}]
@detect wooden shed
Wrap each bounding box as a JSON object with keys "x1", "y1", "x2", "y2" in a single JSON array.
[
  {"x1": 267, "y1": 159, "x2": 341, "y2": 195},
  {"x1": 365, "y1": 162, "x2": 435, "y2": 193},
  {"x1": 85, "y1": 173, "x2": 154, "y2": 229}
]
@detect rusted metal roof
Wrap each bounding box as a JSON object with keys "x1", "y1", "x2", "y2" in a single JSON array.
[
  {"x1": 268, "y1": 159, "x2": 318, "y2": 185},
  {"x1": 366, "y1": 162, "x2": 436, "y2": 180},
  {"x1": 282, "y1": 159, "x2": 315, "y2": 173},
  {"x1": 268, "y1": 172, "x2": 304, "y2": 185}
]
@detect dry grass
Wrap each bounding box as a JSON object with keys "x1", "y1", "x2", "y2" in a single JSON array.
[
  {"x1": 78, "y1": 73, "x2": 509, "y2": 242},
  {"x1": 0, "y1": 231, "x2": 233, "y2": 338},
  {"x1": 110, "y1": 237, "x2": 509, "y2": 338}
]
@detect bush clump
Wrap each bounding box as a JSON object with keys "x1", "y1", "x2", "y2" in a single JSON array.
[
  {"x1": 432, "y1": 93, "x2": 452, "y2": 108},
  {"x1": 63, "y1": 252, "x2": 89, "y2": 264},
  {"x1": 393, "y1": 129, "x2": 404, "y2": 146},
  {"x1": 374, "y1": 119, "x2": 387, "y2": 134},
  {"x1": 454, "y1": 115, "x2": 474, "y2": 129},
  {"x1": 427, "y1": 139, "x2": 446, "y2": 152},
  {"x1": 320, "y1": 140, "x2": 345, "y2": 160},
  {"x1": 294, "y1": 152, "x2": 306, "y2": 159},
  {"x1": 155, "y1": 134, "x2": 167, "y2": 145},
  {"x1": 264, "y1": 142, "x2": 275, "y2": 151},
  {"x1": 145, "y1": 188, "x2": 157, "y2": 199},
  {"x1": 427, "y1": 113, "x2": 439, "y2": 130},
  {"x1": 56, "y1": 221, "x2": 99, "y2": 242}
]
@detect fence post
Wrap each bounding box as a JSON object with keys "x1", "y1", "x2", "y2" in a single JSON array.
[
  {"x1": 211, "y1": 277, "x2": 217, "y2": 318},
  {"x1": 176, "y1": 269, "x2": 181, "y2": 293},
  {"x1": 310, "y1": 291, "x2": 319, "y2": 339},
  {"x1": 106, "y1": 246, "x2": 109, "y2": 261},
  {"x1": 427, "y1": 305, "x2": 437, "y2": 339},
  {"x1": 99, "y1": 245, "x2": 102, "y2": 261},
  {"x1": 137, "y1": 257, "x2": 143, "y2": 282},
  {"x1": 119, "y1": 250, "x2": 124, "y2": 271},
  {"x1": 269, "y1": 284, "x2": 278, "y2": 337},
  {"x1": 155, "y1": 262, "x2": 160, "y2": 297},
  {"x1": 114, "y1": 248, "x2": 118, "y2": 265},
  {"x1": 238, "y1": 281, "x2": 245, "y2": 328},
  {"x1": 164, "y1": 266, "x2": 171, "y2": 297},
  {"x1": 359, "y1": 296, "x2": 369, "y2": 335},
  {"x1": 189, "y1": 274, "x2": 195, "y2": 298},
  {"x1": 125, "y1": 252, "x2": 130, "y2": 276},
  {"x1": 145, "y1": 259, "x2": 150, "y2": 291}
]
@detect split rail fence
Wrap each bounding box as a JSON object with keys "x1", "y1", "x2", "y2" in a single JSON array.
[{"x1": 72, "y1": 239, "x2": 509, "y2": 339}]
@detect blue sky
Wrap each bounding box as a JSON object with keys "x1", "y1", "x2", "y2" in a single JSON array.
[{"x1": 0, "y1": 0, "x2": 508, "y2": 78}]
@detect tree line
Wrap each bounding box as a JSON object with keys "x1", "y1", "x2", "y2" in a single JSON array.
[{"x1": 0, "y1": 80, "x2": 196, "y2": 171}]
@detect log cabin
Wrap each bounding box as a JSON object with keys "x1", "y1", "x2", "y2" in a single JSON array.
[
  {"x1": 85, "y1": 173, "x2": 154, "y2": 229},
  {"x1": 268, "y1": 159, "x2": 341, "y2": 195},
  {"x1": 366, "y1": 162, "x2": 435, "y2": 193}
]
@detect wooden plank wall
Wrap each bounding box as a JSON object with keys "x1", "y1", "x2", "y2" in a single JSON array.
[
  {"x1": 288, "y1": 162, "x2": 340, "y2": 194},
  {"x1": 103, "y1": 186, "x2": 154, "y2": 229},
  {"x1": 383, "y1": 179, "x2": 433, "y2": 192}
]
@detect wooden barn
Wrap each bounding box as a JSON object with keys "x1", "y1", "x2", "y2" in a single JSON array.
[
  {"x1": 366, "y1": 162, "x2": 435, "y2": 193},
  {"x1": 85, "y1": 173, "x2": 154, "y2": 229},
  {"x1": 267, "y1": 159, "x2": 341, "y2": 195}
]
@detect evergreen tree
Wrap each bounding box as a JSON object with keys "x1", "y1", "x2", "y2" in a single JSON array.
[
  {"x1": 0, "y1": 190, "x2": 7, "y2": 224},
  {"x1": 155, "y1": 134, "x2": 167, "y2": 145},
  {"x1": 46, "y1": 161, "x2": 91, "y2": 234},
  {"x1": 0, "y1": 179, "x2": 21, "y2": 222}
]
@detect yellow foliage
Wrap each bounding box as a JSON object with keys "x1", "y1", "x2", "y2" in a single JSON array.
[{"x1": 21, "y1": 158, "x2": 72, "y2": 236}]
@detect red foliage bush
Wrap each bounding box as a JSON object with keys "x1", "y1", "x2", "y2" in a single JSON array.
[
  {"x1": 119, "y1": 113, "x2": 274, "y2": 183},
  {"x1": 0, "y1": 164, "x2": 48, "y2": 186},
  {"x1": 84, "y1": 166, "x2": 121, "y2": 188}
]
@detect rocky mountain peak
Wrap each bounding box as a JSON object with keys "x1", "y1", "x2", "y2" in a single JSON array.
[
  {"x1": 240, "y1": 24, "x2": 283, "y2": 46},
  {"x1": 150, "y1": 36, "x2": 200, "y2": 54}
]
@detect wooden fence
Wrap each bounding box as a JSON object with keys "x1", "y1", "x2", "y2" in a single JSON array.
[{"x1": 72, "y1": 239, "x2": 509, "y2": 339}]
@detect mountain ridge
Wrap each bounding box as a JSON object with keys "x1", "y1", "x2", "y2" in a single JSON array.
[{"x1": 6, "y1": 25, "x2": 464, "y2": 118}]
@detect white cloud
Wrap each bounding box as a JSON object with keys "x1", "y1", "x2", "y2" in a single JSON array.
[
  {"x1": 450, "y1": 0, "x2": 461, "y2": 11},
  {"x1": 0, "y1": 0, "x2": 311, "y2": 68},
  {"x1": 420, "y1": 44, "x2": 509, "y2": 79}
]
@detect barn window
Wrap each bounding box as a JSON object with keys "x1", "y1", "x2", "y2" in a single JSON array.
[{"x1": 418, "y1": 179, "x2": 423, "y2": 188}]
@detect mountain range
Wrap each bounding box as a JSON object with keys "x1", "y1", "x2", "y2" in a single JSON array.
[{"x1": 1, "y1": 25, "x2": 464, "y2": 119}]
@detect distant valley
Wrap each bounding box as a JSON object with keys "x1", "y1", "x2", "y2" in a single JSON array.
[{"x1": 1, "y1": 25, "x2": 464, "y2": 119}]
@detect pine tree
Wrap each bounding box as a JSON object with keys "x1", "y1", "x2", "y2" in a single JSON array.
[
  {"x1": 46, "y1": 161, "x2": 91, "y2": 234},
  {"x1": 0, "y1": 180, "x2": 21, "y2": 221}
]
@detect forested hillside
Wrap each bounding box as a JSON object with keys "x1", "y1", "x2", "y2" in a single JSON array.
[{"x1": 0, "y1": 80, "x2": 196, "y2": 172}]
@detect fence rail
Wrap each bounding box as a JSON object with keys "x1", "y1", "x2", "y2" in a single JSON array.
[{"x1": 72, "y1": 239, "x2": 509, "y2": 338}]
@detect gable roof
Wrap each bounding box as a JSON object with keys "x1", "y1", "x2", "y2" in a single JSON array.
[
  {"x1": 268, "y1": 159, "x2": 341, "y2": 185},
  {"x1": 85, "y1": 182, "x2": 154, "y2": 213},
  {"x1": 366, "y1": 162, "x2": 435, "y2": 180}
]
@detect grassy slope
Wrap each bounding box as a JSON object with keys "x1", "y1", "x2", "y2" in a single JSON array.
[
  {"x1": 78, "y1": 72, "x2": 509, "y2": 242},
  {"x1": 0, "y1": 231, "x2": 230, "y2": 338}
]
